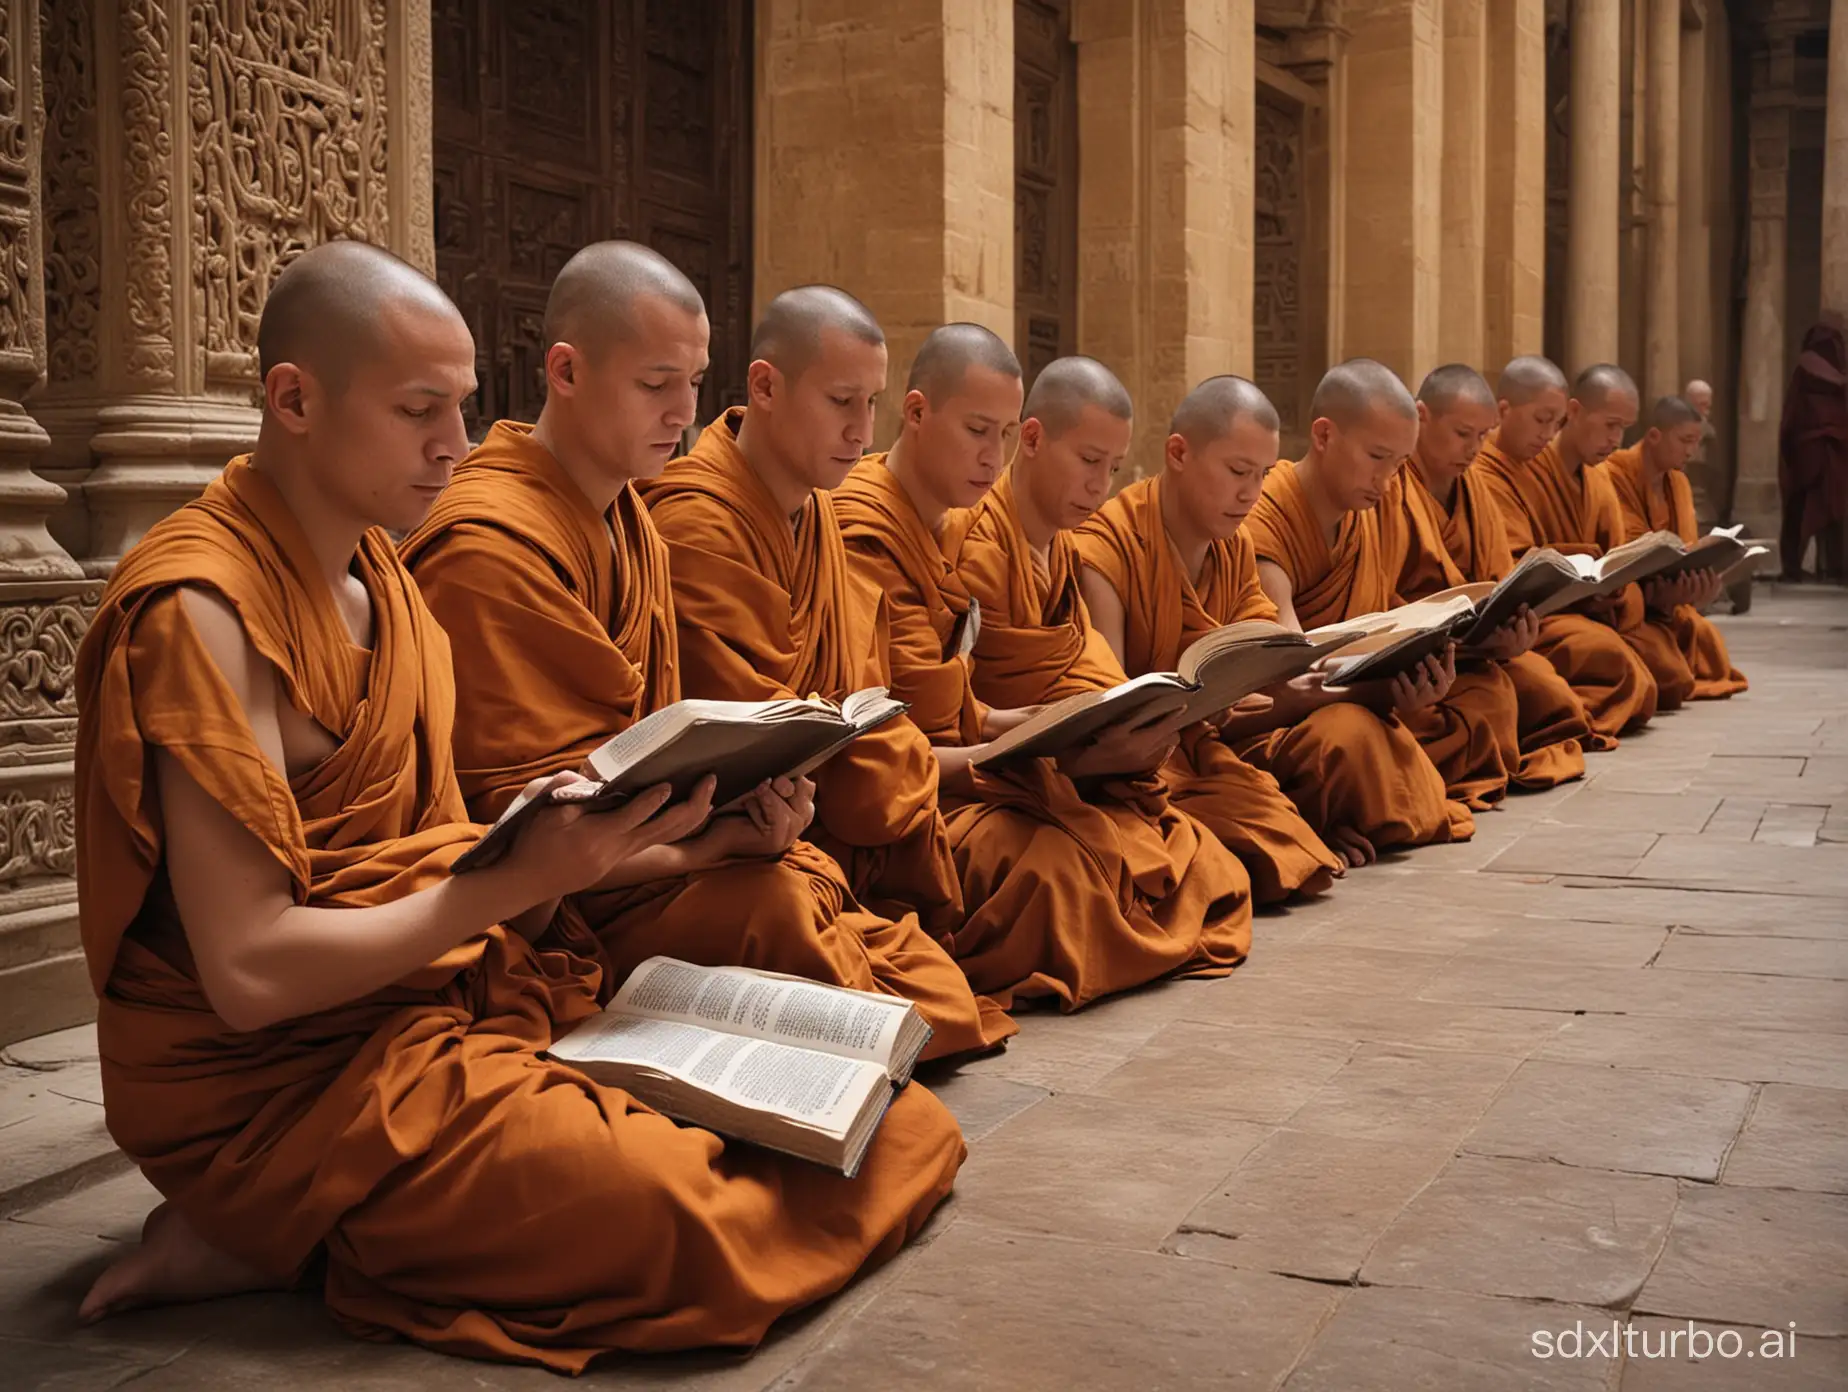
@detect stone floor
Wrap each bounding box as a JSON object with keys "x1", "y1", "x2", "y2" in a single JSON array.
[{"x1": 4, "y1": 588, "x2": 1845, "y2": 1390}]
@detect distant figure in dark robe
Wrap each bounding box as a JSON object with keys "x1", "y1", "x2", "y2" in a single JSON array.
[{"x1": 1778, "y1": 321, "x2": 1848, "y2": 582}]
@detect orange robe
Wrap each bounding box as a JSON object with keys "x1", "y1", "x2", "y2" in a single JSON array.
[
  {"x1": 400, "y1": 421, "x2": 1012, "y2": 1059},
  {"x1": 1601, "y1": 444, "x2": 1748, "y2": 700},
  {"x1": 74, "y1": 460, "x2": 962, "y2": 1373},
  {"x1": 834, "y1": 458, "x2": 1250, "y2": 1004},
  {"x1": 1395, "y1": 459, "x2": 1589, "y2": 789},
  {"x1": 937, "y1": 471, "x2": 1256, "y2": 982},
  {"x1": 1244, "y1": 459, "x2": 1517, "y2": 812},
  {"x1": 1475, "y1": 433, "x2": 1661, "y2": 732},
  {"x1": 1070, "y1": 476, "x2": 1344, "y2": 901}
]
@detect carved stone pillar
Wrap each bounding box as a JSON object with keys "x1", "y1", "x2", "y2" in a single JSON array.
[
  {"x1": 1437, "y1": 0, "x2": 1486, "y2": 370},
  {"x1": 1824, "y1": 0, "x2": 1848, "y2": 320},
  {"x1": 1642, "y1": 0, "x2": 1680, "y2": 404},
  {"x1": 32, "y1": 0, "x2": 435, "y2": 576},
  {"x1": 1733, "y1": 33, "x2": 1795, "y2": 543},
  {"x1": 1483, "y1": 0, "x2": 1546, "y2": 371},
  {"x1": 0, "y1": 0, "x2": 102, "y2": 1047},
  {"x1": 1565, "y1": 0, "x2": 1622, "y2": 374}
]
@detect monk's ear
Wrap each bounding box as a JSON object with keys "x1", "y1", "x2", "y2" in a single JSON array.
[
  {"x1": 902, "y1": 388, "x2": 928, "y2": 430},
  {"x1": 1415, "y1": 400, "x2": 1432, "y2": 429},
  {"x1": 1164, "y1": 432, "x2": 1189, "y2": 473},
  {"x1": 1017, "y1": 416, "x2": 1044, "y2": 457},
  {"x1": 1644, "y1": 426, "x2": 1663, "y2": 448},
  {"x1": 263, "y1": 363, "x2": 312, "y2": 435},
  {"x1": 1309, "y1": 415, "x2": 1334, "y2": 453},
  {"x1": 544, "y1": 342, "x2": 580, "y2": 398},
  {"x1": 746, "y1": 358, "x2": 778, "y2": 410}
]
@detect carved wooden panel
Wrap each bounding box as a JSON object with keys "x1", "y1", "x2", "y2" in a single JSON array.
[
  {"x1": 1254, "y1": 90, "x2": 1304, "y2": 437},
  {"x1": 1014, "y1": 0, "x2": 1077, "y2": 390},
  {"x1": 38, "y1": 0, "x2": 98, "y2": 389},
  {"x1": 433, "y1": 0, "x2": 752, "y2": 435}
]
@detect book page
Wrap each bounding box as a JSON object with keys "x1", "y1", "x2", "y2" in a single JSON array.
[
  {"x1": 972, "y1": 673, "x2": 1189, "y2": 764},
  {"x1": 612, "y1": 957, "x2": 910, "y2": 1065},
  {"x1": 549, "y1": 1014, "x2": 879, "y2": 1136}
]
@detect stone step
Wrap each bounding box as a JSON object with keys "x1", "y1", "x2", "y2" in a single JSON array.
[
  {"x1": 0, "y1": 1025, "x2": 132, "y2": 1221},
  {"x1": 0, "y1": 901, "x2": 96, "y2": 1050}
]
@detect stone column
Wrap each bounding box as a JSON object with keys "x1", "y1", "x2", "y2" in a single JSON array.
[
  {"x1": 1824, "y1": 0, "x2": 1848, "y2": 320},
  {"x1": 1483, "y1": 0, "x2": 1547, "y2": 372},
  {"x1": 1733, "y1": 34, "x2": 1795, "y2": 543},
  {"x1": 1335, "y1": 0, "x2": 1444, "y2": 386},
  {"x1": 1071, "y1": 0, "x2": 1254, "y2": 479},
  {"x1": 0, "y1": 0, "x2": 103, "y2": 1047},
  {"x1": 1437, "y1": 0, "x2": 1485, "y2": 370},
  {"x1": 32, "y1": 0, "x2": 435, "y2": 576},
  {"x1": 756, "y1": 0, "x2": 1014, "y2": 449},
  {"x1": 1565, "y1": 0, "x2": 1621, "y2": 373},
  {"x1": 1642, "y1": 0, "x2": 1680, "y2": 403}
]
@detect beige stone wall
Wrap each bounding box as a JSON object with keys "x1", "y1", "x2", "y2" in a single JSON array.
[
  {"x1": 1437, "y1": 0, "x2": 1486, "y2": 370},
  {"x1": 755, "y1": 0, "x2": 1014, "y2": 446},
  {"x1": 1482, "y1": 0, "x2": 1548, "y2": 373},
  {"x1": 1073, "y1": 0, "x2": 1254, "y2": 478}
]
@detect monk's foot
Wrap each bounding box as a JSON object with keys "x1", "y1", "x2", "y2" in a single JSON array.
[
  {"x1": 78, "y1": 1202, "x2": 277, "y2": 1323},
  {"x1": 1327, "y1": 826, "x2": 1376, "y2": 869}
]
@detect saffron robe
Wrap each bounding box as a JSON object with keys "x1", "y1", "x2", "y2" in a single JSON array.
[
  {"x1": 1069, "y1": 476, "x2": 1344, "y2": 901},
  {"x1": 400, "y1": 421, "x2": 1012, "y2": 1059},
  {"x1": 938, "y1": 470, "x2": 1256, "y2": 984},
  {"x1": 834, "y1": 458, "x2": 1249, "y2": 1004},
  {"x1": 1601, "y1": 444, "x2": 1749, "y2": 701},
  {"x1": 74, "y1": 460, "x2": 963, "y2": 1373},
  {"x1": 1475, "y1": 432, "x2": 1661, "y2": 733},
  {"x1": 1243, "y1": 459, "x2": 1518, "y2": 812},
  {"x1": 1395, "y1": 458, "x2": 1590, "y2": 788}
]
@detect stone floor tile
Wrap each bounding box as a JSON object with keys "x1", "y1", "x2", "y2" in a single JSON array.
[
  {"x1": 1629, "y1": 835, "x2": 1848, "y2": 897},
  {"x1": 1484, "y1": 826, "x2": 1661, "y2": 877},
  {"x1": 783, "y1": 1224, "x2": 1339, "y2": 1392},
  {"x1": 1309, "y1": 905, "x2": 1536, "y2": 954},
  {"x1": 0, "y1": 1335, "x2": 160, "y2": 1391},
  {"x1": 1447, "y1": 917, "x2": 1670, "y2": 970},
  {"x1": 914, "y1": 1070, "x2": 1048, "y2": 1144},
  {"x1": 948, "y1": 1092, "x2": 1270, "y2": 1250},
  {"x1": 960, "y1": 983, "x2": 1197, "y2": 1093},
  {"x1": 1178, "y1": 981, "x2": 1573, "y2": 1056},
  {"x1": 1698, "y1": 798, "x2": 1770, "y2": 840},
  {"x1": 1, "y1": 1024, "x2": 99, "y2": 1069},
  {"x1": 1233, "y1": 943, "x2": 1457, "y2": 995},
  {"x1": 1528, "y1": 884, "x2": 1848, "y2": 938},
  {"x1": 1459, "y1": 1060, "x2": 1753, "y2": 1180},
  {"x1": 1755, "y1": 802, "x2": 1829, "y2": 847},
  {"x1": 1637, "y1": 1186, "x2": 1848, "y2": 1335},
  {"x1": 1538, "y1": 1016, "x2": 1848, "y2": 1089},
  {"x1": 1721, "y1": 1085, "x2": 1848, "y2": 1193},
  {"x1": 1089, "y1": 1022, "x2": 1355, "y2": 1124},
  {"x1": 1284, "y1": 1287, "x2": 1615, "y2": 1391},
  {"x1": 1618, "y1": 1320, "x2": 1846, "y2": 1390},
  {"x1": 1361, "y1": 1154, "x2": 1679, "y2": 1306},
  {"x1": 1168, "y1": 1129, "x2": 1453, "y2": 1282},
  {"x1": 13, "y1": 1170, "x2": 164, "y2": 1244},
  {"x1": 1284, "y1": 1043, "x2": 1521, "y2": 1145},
  {"x1": 1654, "y1": 931, "x2": 1848, "y2": 980},
  {"x1": 0, "y1": 1066, "x2": 127, "y2": 1218},
  {"x1": 1538, "y1": 786, "x2": 1724, "y2": 834}
]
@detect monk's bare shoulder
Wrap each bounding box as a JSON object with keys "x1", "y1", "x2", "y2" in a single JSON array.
[
  {"x1": 1078, "y1": 566, "x2": 1128, "y2": 663},
  {"x1": 174, "y1": 587, "x2": 287, "y2": 772}
]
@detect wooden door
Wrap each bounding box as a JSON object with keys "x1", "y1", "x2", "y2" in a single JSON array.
[
  {"x1": 432, "y1": 0, "x2": 752, "y2": 435},
  {"x1": 1015, "y1": 0, "x2": 1078, "y2": 389}
]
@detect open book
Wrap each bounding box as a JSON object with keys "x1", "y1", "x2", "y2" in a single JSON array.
[
  {"x1": 971, "y1": 620, "x2": 1364, "y2": 766},
  {"x1": 1313, "y1": 593, "x2": 1478, "y2": 687},
  {"x1": 452, "y1": 689, "x2": 908, "y2": 873},
  {"x1": 1643, "y1": 524, "x2": 1770, "y2": 584},
  {"x1": 547, "y1": 957, "x2": 931, "y2": 1177}
]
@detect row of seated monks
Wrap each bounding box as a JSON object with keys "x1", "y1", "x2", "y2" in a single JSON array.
[{"x1": 70, "y1": 239, "x2": 1747, "y2": 1371}]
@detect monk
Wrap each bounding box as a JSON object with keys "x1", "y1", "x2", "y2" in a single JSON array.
[
  {"x1": 1401, "y1": 364, "x2": 1590, "y2": 789},
  {"x1": 1079, "y1": 375, "x2": 1463, "y2": 881},
  {"x1": 834, "y1": 327, "x2": 1254, "y2": 1003},
  {"x1": 1475, "y1": 356, "x2": 1659, "y2": 740},
  {"x1": 401, "y1": 242, "x2": 1011, "y2": 1057},
  {"x1": 1242, "y1": 359, "x2": 1520, "y2": 813},
  {"x1": 71, "y1": 243, "x2": 964, "y2": 1372},
  {"x1": 1601, "y1": 394, "x2": 1749, "y2": 699}
]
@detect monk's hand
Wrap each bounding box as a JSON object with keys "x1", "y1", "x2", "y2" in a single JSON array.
[
  {"x1": 1388, "y1": 646, "x2": 1455, "y2": 713},
  {"x1": 1059, "y1": 703, "x2": 1191, "y2": 779},
  {"x1": 981, "y1": 704, "x2": 1045, "y2": 739},
  {"x1": 513, "y1": 775, "x2": 717, "y2": 898},
  {"x1": 1688, "y1": 566, "x2": 1724, "y2": 609},
  {"x1": 703, "y1": 776, "x2": 815, "y2": 860},
  {"x1": 1473, "y1": 604, "x2": 1540, "y2": 662},
  {"x1": 1642, "y1": 574, "x2": 1679, "y2": 615},
  {"x1": 1580, "y1": 592, "x2": 1623, "y2": 623}
]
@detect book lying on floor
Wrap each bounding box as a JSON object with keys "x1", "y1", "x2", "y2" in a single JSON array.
[
  {"x1": 971, "y1": 619, "x2": 1365, "y2": 766},
  {"x1": 546, "y1": 956, "x2": 932, "y2": 1177},
  {"x1": 1312, "y1": 593, "x2": 1478, "y2": 687},
  {"x1": 452, "y1": 688, "x2": 909, "y2": 873}
]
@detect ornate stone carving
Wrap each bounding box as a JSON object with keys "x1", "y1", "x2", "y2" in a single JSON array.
[
  {"x1": 38, "y1": 0, "x2": 98, "y2": 387},
  {"x1": 0, "y1": 587, "x2": 91, "y2": 720},
  {"x1": 121, "y1": 0, "x2": 174, "y2": 387},
  {"x1": 1254, "y1": 93, "x2": 1304, "y2": 435},
  {"x1": 189, "y1": 0, "x2": 393, "y2": 388},
  {"x1": 1014, "y1": 0, "x2": 1075, "y2": 387},
  {"x1": 0, "y1": 782, "x2": 75, "y2": 882}
]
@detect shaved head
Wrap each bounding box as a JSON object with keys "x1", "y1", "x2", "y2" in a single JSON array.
[
  {"x1": 256, "y1": 240, "x2": 462, "y2": 390},
  {"x1": 1170, "y1": 375, "x2": 1280, "y2": 446},
  {"x1": 1310, "y1": 358, "x2": 1417, "y2": 429},
  {"x1": 1573, "y1": 363, "x2": 1639, "y2": 410},
  {"x1": 907, "y1": 322, "x2": 1021, "y2": 404},
  {"x1": 543, "y1": 240, "x2": 705, "y2": 355},
  {"x1": 1417, "y1": 363, "x2": 1496, "y2": 414},
  {"x1": 1024, "y1": 355, "x2": 1133, "y2": 437},
  {"x1": 1495, "y1": 355, "x2": 1569, "y2": 406},
  {"x1": 1649, "y1": 394, "x2": 1703, "y2": 431},
  {"x1": 750, "y1": 285, "x2": 884, "y2": 380}
]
